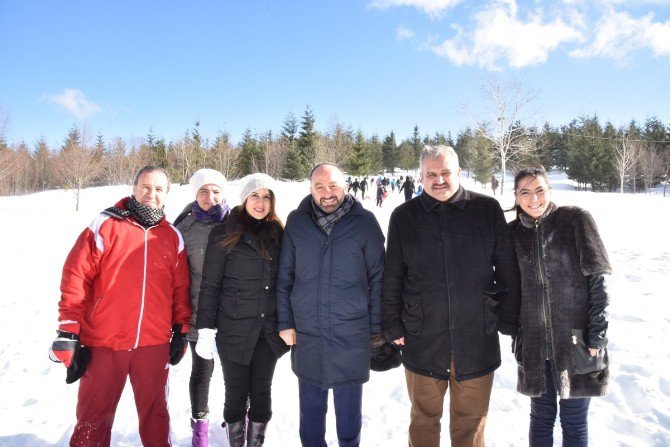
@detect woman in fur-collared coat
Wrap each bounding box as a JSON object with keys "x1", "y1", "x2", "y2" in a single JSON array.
[{"x1": 510, "y1": 167, "x2": 611, "y2": 447}]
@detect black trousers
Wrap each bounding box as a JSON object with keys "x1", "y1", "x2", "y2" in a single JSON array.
[
  {"x1": 188, "y1": 341, "x2": 215, "y2": 419},
  {"x1": 220, "y1": 335, "x2": 279, "y2": 424}
]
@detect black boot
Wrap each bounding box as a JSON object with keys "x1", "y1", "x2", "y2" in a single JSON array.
[
  {"x1": 223, "y1": 420, "x2": 246, "y2": 447},
  {"x1": 246, "y1": 421, "x2": 268, "y2": 447}
]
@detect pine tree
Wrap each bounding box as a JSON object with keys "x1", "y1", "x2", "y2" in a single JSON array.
[
  {"x1": 146, "y1": 128, "x2": 167, "y2": 168},
  {"x1": 412, "y1": 125, "x2": 422, "y2": 164},
  {"x1": 297, "y1": 106, "x2": 316, "y2": 171},
  {"x1": 236, "y1": 128, "x2": 261, "y2": 176},
  {"x1": 282, "y1": 146, "x2": 307, "y2": 180},
  {"x1": 382, "y1": 131, "x2": 397, "y2": 174},
  {"x1": 348, "y1": 130, "x2": 371, "y2": 176}
]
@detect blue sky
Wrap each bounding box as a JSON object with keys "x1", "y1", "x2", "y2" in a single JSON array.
[{"x1": 1, "y1": 0, "x2": 669, "y2": 148}]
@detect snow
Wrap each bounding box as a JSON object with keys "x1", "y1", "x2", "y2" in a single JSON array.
[{"x1": 0, "y1": 171, "x2": 668, "y2": 446}]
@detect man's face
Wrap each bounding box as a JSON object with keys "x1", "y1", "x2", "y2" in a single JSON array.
[
  {"x1": 421, "y1": 154, "x2": 461, "y2": 202},
  {"x1": 133, "y1": 170, "x2": 169, "y2": 209},
  {"x1": 310, "y1": 165, "x2": 346, "y2": 213}
]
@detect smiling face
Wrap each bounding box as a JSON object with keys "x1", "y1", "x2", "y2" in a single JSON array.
[
  {"x1": 420, "y1": 154, "x2": 461, "y2": 202},
  {"x1": 310, "y1": 164, "x2": 346, "y2": 213},
  {"x1": 515, "y1": 175, "x2": 552, "y2": 219},
  {"x1": 133, "y1": 170, "x2": 169, "y2": 209},
  {"x1": 245, "y1": 188, "x2": 272, "y2": 220},
  {"x1": 196, "y1": 184, "x2": 223, "y2": 211}
]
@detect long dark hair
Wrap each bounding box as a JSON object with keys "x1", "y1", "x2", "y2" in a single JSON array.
[
  {"x1": 508, "y1": 166, "x2": 550, "y2": 219},
  {"x1": 218, "y1": 191, "x2": 283, "y2": 260}
]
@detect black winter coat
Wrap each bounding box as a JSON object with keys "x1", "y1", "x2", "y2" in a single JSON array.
[
  {"x1": 196, "y1": 210, "x2": 289, "y2": 365},
  {"x1": 277, "y1": 195, "x2": 385, "y2": 389},
  {"x1": 382, "y1": 187, "x2": 521, "y2": 381},
  {"x1": 512, "y1": 204, "x2": 611, "y2": 398}
]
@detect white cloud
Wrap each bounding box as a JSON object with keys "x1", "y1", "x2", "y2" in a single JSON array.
[
  {"x1": 570, "y1": 10, "x2": 670, "y2": 61},
  {"x1": 43, "y1": 88, "x2": 102, "y2": 120},
  {"x1": 396, "y1": 26, "x2": 416, "y2": 40},
  {"x1": 369, "y1": 0, "x2": 462, "y2": 18},
  {"x1": 431, "y1": 0, "x2": 583, "y2": 70}
]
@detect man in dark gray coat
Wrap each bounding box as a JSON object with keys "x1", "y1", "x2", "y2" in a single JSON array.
[
  {"x1": 277, "y1": 163, "x2": 385, "y2": 447},
  {"x1": 382, "y1": 145, "x2": 521, "y2": 447}
]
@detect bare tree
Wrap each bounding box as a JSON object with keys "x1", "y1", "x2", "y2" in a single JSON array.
[
  {"x1": 612, "y1": 132, "x2": 641, "y2": 194},
  {"x1": 54, "y1": 126, "x2": 103, "y2": 211},
  {"x1": 206, "y1": 132, "x2": 238, "y2": 179},
  {"x1": 0, "y1": 147, "x2": 16, "y2": 184},
  {"x1": 639, "y1": 144, "x2": 663, "y2": 193},
  {"x1": 262, "y1": 139, "x2": 286, "y2": 179},
  {"x1": 167, "y1": 133, "x2": 194, "y2": 184},
  {"x1": 465, "y1": 75, "x2": 540, "y2": 194},
  {"x1": 325, "y1": 121, "x2": 354, "y2": 166}
]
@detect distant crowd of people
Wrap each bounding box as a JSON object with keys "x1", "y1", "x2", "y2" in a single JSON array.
[{"x1": 50, "y1": 145, "x2": 611, "y2": 447}]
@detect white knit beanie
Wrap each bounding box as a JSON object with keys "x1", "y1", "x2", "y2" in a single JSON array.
[
  {"x1": 189, "y1": 169, "x2": 227, "y2": 197},
  {"x1": 239, "y1": 173, "x2": 276, "y2": 203}
]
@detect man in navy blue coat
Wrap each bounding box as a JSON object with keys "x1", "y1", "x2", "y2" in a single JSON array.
[{"x1": 277, "y1": 163, "x2": 385, "y2": 447}]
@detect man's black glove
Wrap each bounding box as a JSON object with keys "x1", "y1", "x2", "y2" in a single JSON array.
[
  {"x1": 169, "y1": 324, "x2": 187, "y2": 365},
  {"x1": 370, "y1": 333, "x2": 386, "y2": 349},
  {"x1": 49, "y1": 330, "x2": 90, "y2": 384}
]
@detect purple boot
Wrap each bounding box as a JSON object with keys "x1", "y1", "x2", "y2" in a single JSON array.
[{"x1": 191, "y1": 418, "x2": 209, "y2": 447}]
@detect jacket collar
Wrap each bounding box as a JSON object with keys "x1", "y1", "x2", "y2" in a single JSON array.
[
  {"x1": 519, "y1": 201, "x2": 557, "y2": 229},
  {"x1": 419, "y1": 185, "x2": 467, "y2": 212}
]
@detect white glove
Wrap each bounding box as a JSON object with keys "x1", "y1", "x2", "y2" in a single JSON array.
[{"x1": 195, "y1": 328, "x2": 217, "y2": 360}]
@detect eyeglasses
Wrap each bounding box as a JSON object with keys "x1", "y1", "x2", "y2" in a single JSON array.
[{"x1": 518, "y1": 189, "x2": 548, "y2": 198}]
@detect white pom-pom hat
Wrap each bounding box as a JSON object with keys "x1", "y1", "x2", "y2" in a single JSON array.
[
  {"x1": 189, "y1": 169, "x2": 227, "y2": 197},
  {"x1": 239, "y1": 173, "x2": 276, "y2": 203}
]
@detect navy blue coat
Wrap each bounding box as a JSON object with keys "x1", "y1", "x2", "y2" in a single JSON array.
[{"x1": 276, "y1": 195, "x2": 385, "y2": 389}]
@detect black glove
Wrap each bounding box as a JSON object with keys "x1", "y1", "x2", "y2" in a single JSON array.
[
  {"x1": 370, "y1": 333, "x2": 386, "y2": 349},
  {"x1": 371, "y1": 340, "x2": 402, "y2": 372},
  {"x1": 169, "y1": 324, "x2": 187, "y2": 365},
  {"x1": 49, "y1": 330, "x2": 90, "y2": 384}
]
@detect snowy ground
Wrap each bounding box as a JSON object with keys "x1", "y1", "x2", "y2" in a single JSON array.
[{"x1": 0, "y1": 171, "x2": 668, "y2": 446}]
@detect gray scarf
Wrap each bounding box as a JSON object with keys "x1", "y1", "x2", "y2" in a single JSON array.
[{"x1": 310, "y1": 194, "x2": 355, "y2": 235}]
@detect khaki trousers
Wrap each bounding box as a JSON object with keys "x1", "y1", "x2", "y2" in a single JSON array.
[{"x1": 405, "y1": 366, "x2": 494, "y2": 447}]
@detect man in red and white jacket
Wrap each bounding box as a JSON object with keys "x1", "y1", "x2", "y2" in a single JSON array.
[{"x1": 51, "y1": 166, "x2": 191, "y2": 447}]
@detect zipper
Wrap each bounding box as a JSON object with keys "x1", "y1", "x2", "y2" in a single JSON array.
[
  {"x1": 129, "y1": 220, "x2": 156, "y2": 349},
  {"x1": 438, "y1": 206, "x2": 453, "y2": 377},
  {"x1": 533, "y1": 220, "x2": 552, "y2": 361}
]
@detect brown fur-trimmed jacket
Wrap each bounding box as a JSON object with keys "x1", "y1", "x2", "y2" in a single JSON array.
[{"x1": 511, "y1": 203, "x2": 611, "y2": 398}]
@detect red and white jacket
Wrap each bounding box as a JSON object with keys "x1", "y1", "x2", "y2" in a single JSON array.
[{"x1": 58, "y1": 197, "x2": 191, "y2": 351}]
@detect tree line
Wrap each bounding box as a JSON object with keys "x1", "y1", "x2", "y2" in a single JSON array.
[{"x1": 1, "y1": 106, "x2": 669, "y2": 206}]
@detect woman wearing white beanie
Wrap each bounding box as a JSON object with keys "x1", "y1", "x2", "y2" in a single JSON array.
[
  {"x1": 174, "y1": 168, "x2": 230, "y2": 447},
  {"x1": 195, "y1": 173, "x2": 289, "y2": 447}
]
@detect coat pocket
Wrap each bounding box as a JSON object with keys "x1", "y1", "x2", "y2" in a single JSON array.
[
  {"x1": 402, "y1": 294, "x2": 423, "y2": 336},
  {"x1": 482, "y1": 291, "x2": 500, "y2": 335},
  {"x1": 570, "y1": 329, "x2": 607, "y2": 375},
  {"x1": 221, "y1": 290, "x2": 241, "y2": 318}
]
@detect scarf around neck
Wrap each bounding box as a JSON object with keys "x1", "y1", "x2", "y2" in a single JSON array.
[
  {"x1": 310, "y1": 193, "x2": 355, "y2": 235},
  {"x1": 108, "y1": 196, "x2": 165, "y2": 227},
  {"x1": 191, "y1": 200, "x2": 230, "y2": 223},
  {"x1": 519, "y1": 201, "x2": 557, "y2": 229}
]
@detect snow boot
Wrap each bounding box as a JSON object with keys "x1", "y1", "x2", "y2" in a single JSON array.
[
  {"x1": 223, "y1": 420, "x2": 246, "y2": 447},
  {"x1": 246, "y1": 421, "x2": 268, "y2": 446},
  {"x1": 191, "y1": 418, "x2": 209, "y2": 447}
]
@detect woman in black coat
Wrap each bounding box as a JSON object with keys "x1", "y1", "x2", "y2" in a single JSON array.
[
  {"x1": 195, "y1": 173, "x2": 289, "y2": 447},
  {"x1": 510, "y1": 167, "x2": 611, "y2": 447}
]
